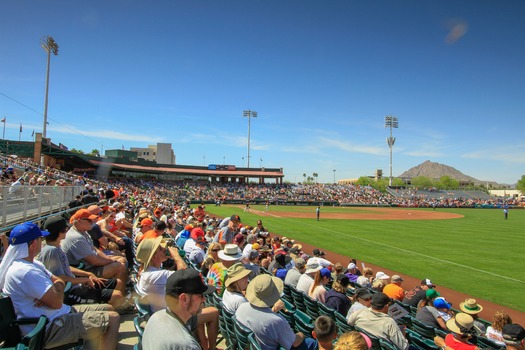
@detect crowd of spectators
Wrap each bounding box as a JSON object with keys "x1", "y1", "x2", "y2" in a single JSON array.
[{"x1": 1, "y1": 155, "x2": 525, "y2": 349}]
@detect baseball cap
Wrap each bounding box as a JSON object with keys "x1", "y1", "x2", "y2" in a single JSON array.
[
  {"x1": 421, "y1": 278, "x2": 436, "y2": 288},
  {"x1": 70, "y1": 209, "x2": 98, "y2": 223},
  {"x1": 337, "y1": 275, "x2": 350, "y2": 288},
  {"x1": 166, "y1": 269, "x2": 215, "y2": 296},
  {"x1": 248, "y1": 249, "x2": 260, "y2": 260},
  {"x1": 141, "y1": 218, "x2": 154, "y2": 227},
  {"x1": 503, "y1": 324, "x2": 525, "y2": 342},
  {"x1": 371, "y1": 292, "x2": 392, "y2": 309},
  {"x1": 230, "y1": 214, "x2": 241, "y2": 222},
  {"x1": 347, "y1": 263, "x2": 357, "y2": 270},
  {"x1": 43, "y1": 216, "x2": 71, "y2": 234},
  {"x1": 87, "y1": 205, "x2": 102, "y2": 214},
  {"x1": 391, "y1": 275, "x2": 404, "y2": 282},
  {"x1": 320, "y1": 268, "x2": 332, "y2": 279},
  {"x1": 426, "y1": 289, "x2": 440, "y2": 300},
  {"x1": 294, "y1": 258, "x2": 306, "y2": 269},
  {"x1": 433, "y1": 297, "x2": 451, "y2": 310},
  {"x1": 9, "y1": 222, "x2": 49, "y2": 245},
  {"x1": 375, "y1": 272, "x2": 390, "y2": 280},
  {"x1": 313, "y1": 248, "x2": 320, "y2": 256},
  {"x1": 356, "y1": 288, "x2": 373, "y2": 300}
]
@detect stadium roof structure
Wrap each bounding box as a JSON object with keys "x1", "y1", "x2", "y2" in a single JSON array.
[{"x1": 0, "y1": 137, "x2": 284, "y2": 184}]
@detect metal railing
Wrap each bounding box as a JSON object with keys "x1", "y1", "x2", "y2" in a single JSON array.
[{"x1": 0, "y1": 185, "x2": 84, "y2": 230}]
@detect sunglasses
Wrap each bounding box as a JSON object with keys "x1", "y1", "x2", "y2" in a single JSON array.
[{"x1": 211, "y1": 249, "x2": 220, "y2": 252}]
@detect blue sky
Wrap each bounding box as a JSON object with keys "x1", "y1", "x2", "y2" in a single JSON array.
[{"x1": 1, "y1": 1, "x2": 524, "y2": 184}]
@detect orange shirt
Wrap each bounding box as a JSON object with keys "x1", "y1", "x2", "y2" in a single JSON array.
[
  {"x1": 140, "y1": 229, "x2": 162, "y2": 242},
  {"x1": 383, "y1": 283, "x2": 405, "y2": 301}
]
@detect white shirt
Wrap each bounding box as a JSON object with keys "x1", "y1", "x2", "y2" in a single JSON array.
[{"x1": 4, "y1": 260, "x2": 71, "y2": 335}]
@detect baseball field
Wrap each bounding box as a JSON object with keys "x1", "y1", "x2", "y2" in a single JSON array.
[{"x1": 206, "y1": 204, "x2": 525, "y2": 316}]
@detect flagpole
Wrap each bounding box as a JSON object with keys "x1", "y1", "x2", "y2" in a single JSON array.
[
  {"x1": 1, "y1": 117, "x2": 5, "y2": 140},
  {"x1": 19, "y1": 123, "x2": 22, "y2": 141}
]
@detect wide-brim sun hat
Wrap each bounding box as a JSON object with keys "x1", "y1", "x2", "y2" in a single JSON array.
[
  {"x1": 225, "y1": 262, "x2": 252, "y2": 287},
  {"x1": 246, "y1": 274, "x2": 284, "y2": 308},
  {"x1": 218, "y1": 244, "x2": 243, "y2": 261},
  {"x1": 136, "y1": 236, "x2": 163, "y2": 270},
  {"x1": 305, "y1": 262, "x2": 322, "y2": 274},
  {"x1": 459, "y1": 298, "x2": 483, "y2": 314},
  {"x1": 446, "y1": 313, "x2": 474, "y2": 334}
]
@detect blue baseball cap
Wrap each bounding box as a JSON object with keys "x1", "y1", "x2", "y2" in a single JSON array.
[
  {"x1": 9, "y1": 222, "x2": 49, "y2": 245},
  {"x1": 433, "y1": 297, "x2": 451, "y2": 310},
  {"x1": 320, "y1": 268, "x2": 332, "y2": 279}
]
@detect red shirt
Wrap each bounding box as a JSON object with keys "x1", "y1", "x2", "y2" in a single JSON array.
[{"x1": 445, "y1": 334, "x2": 477, "y2": 350}]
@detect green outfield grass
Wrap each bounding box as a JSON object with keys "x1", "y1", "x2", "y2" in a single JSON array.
[{"x1": 206, "y1": 205, "x2": 525, "y2": 312}]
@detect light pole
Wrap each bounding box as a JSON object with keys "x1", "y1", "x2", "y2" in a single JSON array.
[
  {"x1": 243, "y1": 110, "x2": 257, "y2": 168},
  {"x1": 385, "y1": 115, "x2": 399, "y2": 186},
  {"x1": 333, "y1": 169, "x2": 336, "y2": 184},
  {"x1": 41, "y1": 36, "x2": 59, "y2": 140}
]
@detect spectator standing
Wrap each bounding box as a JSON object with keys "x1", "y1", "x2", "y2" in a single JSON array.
[{"x1": 214, "y1": 215, "x2": 241, "y2": 246}]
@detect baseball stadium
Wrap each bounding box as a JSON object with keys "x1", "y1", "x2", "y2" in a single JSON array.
[{"x1": 0, "y1": 138, "x2": 524, "y2": 349}]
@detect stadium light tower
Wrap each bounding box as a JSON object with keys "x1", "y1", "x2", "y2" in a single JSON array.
[
  {"x1": 243, "y1": 110, "x2": 257, "y2": 168},
  {"x1": 384, "y1": 115, "x2": 399, "y2": 186},
  {"x1": 41, "y1": 36, "x2": 59, "y2": 140}
]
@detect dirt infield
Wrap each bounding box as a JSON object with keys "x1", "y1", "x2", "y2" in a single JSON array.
[
  {"x1": 239, "y1": 206, "x2": 525, "y2": 325},
  {"x1": 258, "y1": 207, "x2": 464, "y2": 220}
]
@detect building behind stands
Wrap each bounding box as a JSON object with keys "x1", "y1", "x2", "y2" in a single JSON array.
[{"x1": 0, "y1": 134, "x2": 284, "y2": 185}]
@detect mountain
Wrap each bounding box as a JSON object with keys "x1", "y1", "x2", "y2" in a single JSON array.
[{"x1": 399, "y1": 160, "x2": 484, "y2": 184}]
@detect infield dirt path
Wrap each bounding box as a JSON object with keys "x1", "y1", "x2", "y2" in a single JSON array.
[{"x1": 240, "y1": 206, "x2": 525, "y2": 325}]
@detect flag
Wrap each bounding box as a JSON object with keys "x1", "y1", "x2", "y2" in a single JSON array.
[
  {"x1": 31, "y1": 130, "x2": 35, "y2": 137},
  {"x1": 19, "y1": 124, "x2": 22, "y2": 133},
  {"x1": 1, "y1": 117, "x2": 5, "y2": 123}
]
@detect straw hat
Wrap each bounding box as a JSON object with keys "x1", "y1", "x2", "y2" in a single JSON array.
[
  {"x1": 245, "y1": 274, "x2": 284, "y2": 308},
  {"x1": 136, "y1": 236, "x2": 163, "y2": 270},
  {"x1": 225, "y1": 263, "x2": 252, "y2": 287},
  {"x1": 459, "y1": 299, "x2": 483, "y2": 314},
  {"x1": 218, "y1": 244, "x2": 243, "y2": 261},
  {"x1": 446, "y1": 313, "x2": 474, "y2": 334}
]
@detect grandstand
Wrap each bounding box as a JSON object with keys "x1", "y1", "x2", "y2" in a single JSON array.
[{"x1": 1, "y1": 146, "x2": 522, "y2": 350}]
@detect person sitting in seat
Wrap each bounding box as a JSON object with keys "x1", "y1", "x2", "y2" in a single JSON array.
[{"x1": 0, "y1": 222, "x2": 120, "y2": 350}]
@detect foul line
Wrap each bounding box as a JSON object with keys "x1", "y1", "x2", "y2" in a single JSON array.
[{"x1": 270, "y1": 214, "x2": 525, "y2": 285}]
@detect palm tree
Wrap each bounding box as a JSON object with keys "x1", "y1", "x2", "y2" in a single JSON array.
[
  {"x1": 303, "y1": 173, "x2": 306, "y2": 183},
  {"x1": 313, "y1": 173, "x2": 318, "y2": 184}
]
